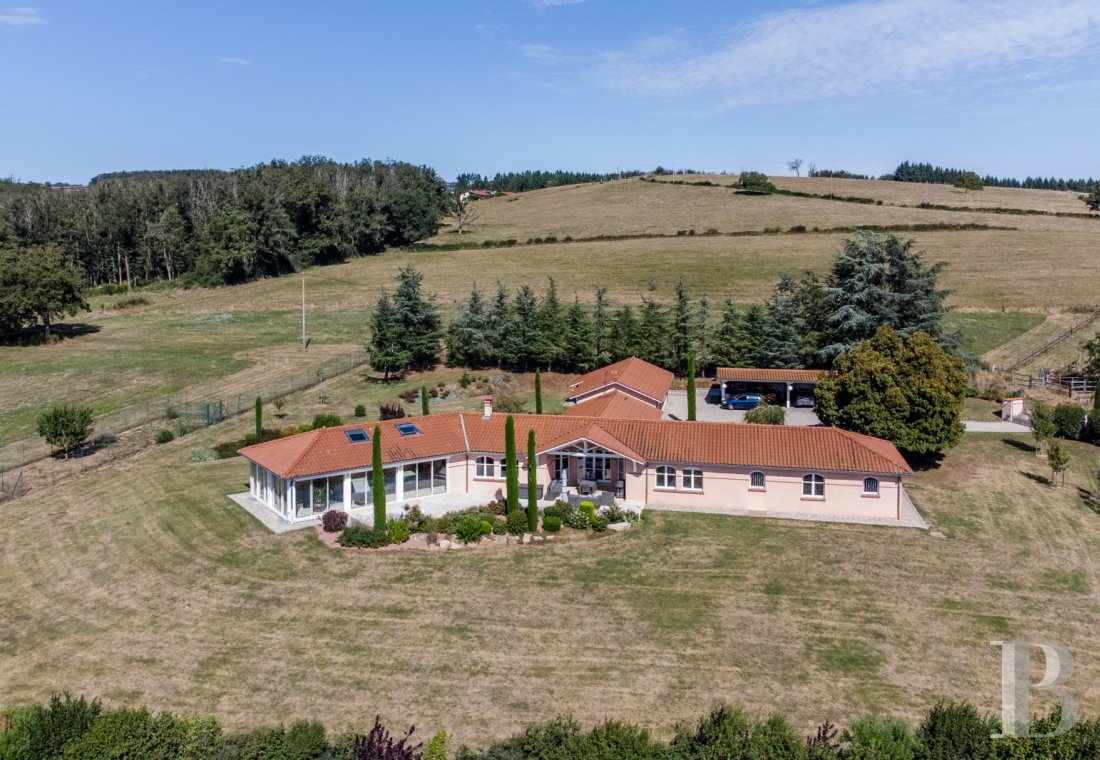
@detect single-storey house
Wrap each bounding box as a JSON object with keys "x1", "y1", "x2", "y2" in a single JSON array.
[
  {"x1": 240, "y1": 395, "x2": 913, "y2": 527},
  {"x1": 566, "y1": 357, "x2": 673, "y2": 410},
  {"x1": 715, "y1": 367, "x2": 824, "y2": 408}
]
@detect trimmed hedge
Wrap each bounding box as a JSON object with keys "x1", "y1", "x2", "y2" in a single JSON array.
[{"x1": 542, "y1": 516, "x2": 562, "y2": 532}]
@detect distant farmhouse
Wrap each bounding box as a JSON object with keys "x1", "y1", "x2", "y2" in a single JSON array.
[{"x1": 240, "y1": 358, "x2": 914, "y2": 528}]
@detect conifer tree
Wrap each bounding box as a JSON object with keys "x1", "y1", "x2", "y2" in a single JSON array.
[
  {"x1": 710, "y1": 297, "x2": 744, "y2": 369},
  {"x1": 695, "y1": 295, "x2": 712, "y2": 375},
  {"x1": 593, "y1": 286, "x2": 611, "y2": 366},
  {"x1": 534, "y1": 369, "x2": 543, "y2": 414},
  {"x1": 372, "y1": 426, "x2": 386, "y2": 528},
  {"x1": 254, "y1": 396, "x2": 263, "y2": 438},
  {"x1": 762, "y1": 272, "x2": 803, "y2": 369},
  {"x1": 392, "y1": 264, "x2": 442, "y2": 370},
  {"x1": 445, "y1": 282, "x2": 492, "y2": 368},
  {"x1": 537, "y1": 277, "x2": 565, "y2": 370},
  {"x1": 609, "y1": 304, "x2": 644, "y2": 362},
  {"x1": 562, "y1": 296, "x2": 596, "y2": 372},
  {"x1": 504, "y1": 415, "x2": 519, "y2": 514},
  {"x1": 671, "y1": 279, "x2": 695, "y2": 374},
  {"x1": 368, "y1": 289, "x2": 410, "y2": 380},
  {"x1": 737, "y1": 305, "x2": 770, "y2": 367},
  {"x1": 639, "y1": 288, "x2": 672, "y2": 369},
  {"x1": 686, "y1": 354, "x2": 697, "y2": 421},
  {"x1": 527, "y1": 429, "x2": 539, "y2": 532},
  {"x1": 487, "y1": 281, "x2": 511, "y2": 367},
  {"x1": 505, "y1": 285, "x2": 541, "y2": 371},
  {"x1": 421, "y1": 385, "x2": 430, "y2": 415}
]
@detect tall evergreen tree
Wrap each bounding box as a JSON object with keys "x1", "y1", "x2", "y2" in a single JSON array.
[
  {"x1": 792, "y1": 273, "x2": 831, "y2": 368},
  {"x1": 487, "y1": 281, "x2": 511, "y2": 367},
  {"x1": 527, "y1": 429, "x2": 538, "y2": 532},
  {"x1": 368, "y1": 289, "x2": 410, "y2": 380},
  {"x1": 537, "y1": 278, "x2": 565, "y2": 370},
  {"x1": 639, "y1": 288, "x2": 672, "y2": 369},
  {"x1": 254, "y1": 396, "x2": 263, "y2": 438},
  {"x1": 761, "y1": 272, "x2": 803, "y2": 369},
  {"x1": 710, "y1": 297, "x2": 744, "y2": 369},
  {"x1": 504, "y1": 284, "x2": 541, "y2": 370},
  {"x1": 695, "y1": 295, "x2": 712, "y2": 375},
  {"x1": 421, "y1": 385, "x2": 430, "y2": 416},
  {"x1": 504, "y1": 415, "x2": 519, "y2": 514},
  {"x1": 593, "y1": 286, "x2": 611, "y2": 366},
  {"x1": 534, "y1": 368, "x2": 543, "y2": 414},
  {"x1": 608, "y1": 304, "x2": 644, "y2": 362},
  {"x1": 686, "y1": 354, "x2": 697, "y2": 422},
  {"x1": 445, "y1": 282, "x2": 492, "y2": 368},
  {"x1": 738, "y1": 305, "x2": 770, "y2": 367},
  {"x1": 562, "y1": 296, "x2": 597, "y2": 372},
  {"x1": 391, "y1": 264, "x2": 441, "y2": 370},
  {"x1": 670, "y1": 279, "x2": 695, "y2": 374},
  {"x1": 371, "y1": 426, "x2": 386, "y2": 528}
]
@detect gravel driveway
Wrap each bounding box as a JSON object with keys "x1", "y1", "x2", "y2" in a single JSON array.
[{"x1": 664, "y1": 389, "x2": 820, "y2": 426}]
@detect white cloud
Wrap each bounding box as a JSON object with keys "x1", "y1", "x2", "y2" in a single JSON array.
[
  {"x1": 519, "y1": 43, "x2": 565, "y2": 64},
  {"x1": 0, "y1": 6, "x2": 45, "y2": 25},
  {"x1": 596, "y1": 0, "x2": 1100, "y2": 107},
  {"x1": 531, "y1": 0, "x2": 584, "y2": 8},
  {"x1": 217, "y1": 56, "x2": 253, "y2": 66}
]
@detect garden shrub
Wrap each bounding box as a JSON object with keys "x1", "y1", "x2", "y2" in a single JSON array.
[
  {"x1": 843, "y1": 715, "x2": 921, "y2": 759},
  {"x1": 352, "y1": 715, "x2": 423, "y2": 760},
  {"x1": 480, "y1": 520, "x2": 493, "y2": 537},
  {"x1": 424, "y1": 730, "x2": 450, "y2": 760},
  {"x1": 542, "y1": 516, "x2": 561, "y2": 532},
  {"x1": 542, "y1": 503, "x2": 565, "y2": 520},
  {"x1": 1053, "y1": 403, "x2": 1086, "y2": 440},
  {"x1": 339, "y1": 525, "x2": 389, "y2": 548},
  {"x1": 284, "y1": 719, "x2": 327, "y2": 760},
  {"x1": 322, "y1": 510, "x2": 348, "y2": 533},
  {"x1": 745, "y1": 405, "x2": 785, "y2": 425},
  {"x1": 0, "y1": 692, "x2": 101, "y2": 760},
  {"x1": 491, "y1": 519, "x2": 510, "y2": 535},
  {"x1": 578, "y1": 501, "x2": 596, "y2": 522},
  {"x1": 387, "y1": 520, "x2": 412, "y2": 545},
  {"x1": 401, "y1": 504, "x2": 433, "y2": 533},
  {"x1": 601, "y1": 503, "x2": 638, "y2": 524},
  {"x1": 483, "y1": 498, "x2": 507, "y2": 516},
  {"x1": 189, "y1": 448, "x2": 219, "y2": 462},
  {"x1": 60, "y1": 706, "x2": 180, "y2": 759},
  {"x1": 565, "y1": 509, "x2": 589, "y2": 530},
  {"x1": 506, "y1": 509, "x2": 530, "y2": 535},
  {"x1": 454, "y1": 514, "x2": 487, "y2": 544},
  {"x1": 155, "y1": 429, "x2": 175, "y2": 444},
  {"x1": 591, "y1": 516, "x2": 609, "y2": 533},
  {"x1": 669, "y1": 704, "x2": 803, "y2": 759},
  {"x1": 354, "y1": 404, "x2": 367, "y2": 418},
  {"x1": 916, "y1": 701, "x2": 994, "y2": 759},
  {"x1": 379, "y1": 403, "x2": 406, "y2": 420},
  {"x1": 311, "y1": 413, "x2": 343, "y2": 429}
]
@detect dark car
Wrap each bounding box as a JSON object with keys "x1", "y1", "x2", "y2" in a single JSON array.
[
  {"x1": 721, "y1": 393, "x2": 764, "y2": 410},
  {"x1": 705, "y1": 384, "x2": 722, "y2": 405},
  {"x1": 794, "y1": 395, "x2": 814, "y2": 408}
]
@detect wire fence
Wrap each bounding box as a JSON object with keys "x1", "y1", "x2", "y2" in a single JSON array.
[{"x1": 0, "y1": 349, "x2": 369, "y2": 503}]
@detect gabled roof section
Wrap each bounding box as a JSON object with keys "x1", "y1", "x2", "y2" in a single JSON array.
[
  {"x1": 716, "y1": 367, "x2": 824, "y2": 383},
  {"x1": 563, "y1": 390, "x2": 664, "y2": 421},
  {"x1": 535, "y1": 421, "x2": 646, "y2": 464},
  {"x1": 567, "y1": 357, "x2": 673, "y2": 404}
]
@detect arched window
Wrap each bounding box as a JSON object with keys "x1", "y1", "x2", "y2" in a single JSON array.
[
  {"x1": 499, "y1": 458, "x2": 508, "y2": 479},
  {"x1": 683, "y1": 468, "x2": 703, "y2": 491},
  {"x1": 749, "y1": 471, "x2": 766, "y2": 490},
  {"x1": 802, "y1": 473, "x2": 825, "y2": 497},
  {"x1": 656, "y1": 465, "x2": 676, "y2": 489},
  {"x1": 476, "y1": 456, "x2": 495, "y2": 478},
  {"x1": 863, "y1": 477, "x2": 880, "y2": 495}
]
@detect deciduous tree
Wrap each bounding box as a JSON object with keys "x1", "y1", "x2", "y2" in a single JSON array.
[
  {"x1": 0, "y1": 244, "x2": 88, "y2": 339},
  {"x1": 35, "y1": 404, "x2": 95, "y2": 458}
]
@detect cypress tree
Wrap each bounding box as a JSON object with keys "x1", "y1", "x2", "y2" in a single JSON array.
[
  {"x1": 372, "y1": 425, "x2": 386, "y2": 528},
  {"x1": 254, "y1": 396, "x2": 262, "y2": 438},
  {"x1": 671, "y1": 278, "x2": 695, "y2": 374},
  {"x1": 534, "y1": 369, "x2": 543, "y2": 414},
  {"x1": 593, "y1": 286, "x2": 610, "y2": 366},
  {"x1": 421, "y1": 385, "x2": 430, "y2": 415},
  {"x1": 686, "y1": 355, "x2": 697, "y2": 421},
  {"x1": 527, "y1": 429, "x2": 538, "y2": 532},
  {"x1": 504, "y1": 415, "x2": 519, "y2": 514}
]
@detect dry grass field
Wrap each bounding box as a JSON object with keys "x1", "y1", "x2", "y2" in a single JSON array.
[{"x1": 1, "y1": 384, "x2": 1099, "y2": 743}]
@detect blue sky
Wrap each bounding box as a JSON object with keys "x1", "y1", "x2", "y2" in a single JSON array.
[{"x1": 2, "y1": 0, "x2": 1099, "y2": 184}]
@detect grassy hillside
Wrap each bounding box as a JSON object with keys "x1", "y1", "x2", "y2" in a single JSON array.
[
  {"x1": 2, "y1": 177, "x2": 1094, "y2": 445},
  {"x1": 1, "y1": 392, "x2": 1098, "y2": 741}
]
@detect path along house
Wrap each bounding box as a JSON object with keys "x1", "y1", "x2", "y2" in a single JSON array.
[{"x1": 240, "y1": 360, "x2": 914, "y2": 526}]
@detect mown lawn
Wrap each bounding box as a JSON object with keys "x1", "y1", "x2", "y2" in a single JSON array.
[{"x1": 1, "y1": 407, "x2": 1098, "y2": 744}]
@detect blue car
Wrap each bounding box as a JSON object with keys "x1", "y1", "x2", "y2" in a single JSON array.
[{"x1": 721, "y1": 393, "x2": 764, "y2": 410}]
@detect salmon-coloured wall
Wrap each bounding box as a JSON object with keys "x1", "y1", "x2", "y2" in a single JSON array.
[
  {"x1": 570, "y1": 384, "x2": 665, "y2": 409},
  {"x1": 639, "y1": 464, "x2": 902, "y2": 520}
]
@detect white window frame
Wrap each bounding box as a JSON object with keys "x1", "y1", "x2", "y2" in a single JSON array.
[
  {"x1": 499, "y1": 457, "x2": 507, "y2": 479},
  {"x1": 476, "y1": 456, "x2": 495, "y2": 479},
  {"x1": 802, "y1": 473, "x2": 825, "y2": 498},
  {"x1": 863, "y1": 477, "x2": 880, "y2": 496},
  {"x1": 655, "y1": 465, "x2": 676, "y2": 489},
  {"x1": 683, "y1": 468, "x2": 703, "y2": 491}
]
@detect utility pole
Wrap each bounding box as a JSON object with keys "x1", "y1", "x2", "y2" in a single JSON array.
[{"x1": 301, "y1": 275, "x2": 307, "y2": 350}]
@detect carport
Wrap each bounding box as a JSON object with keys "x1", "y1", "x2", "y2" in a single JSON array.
[{"x1": 715, "y1": 368, "x2": 824, "y2": 408}]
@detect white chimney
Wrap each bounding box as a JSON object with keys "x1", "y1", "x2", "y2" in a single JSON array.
[{"x1": 483, "y1": 395, "x2": 493, "y2": 419}]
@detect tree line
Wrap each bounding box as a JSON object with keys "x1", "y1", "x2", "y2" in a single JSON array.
[
  {"x1": 454, "y1": 169, "x2": 643, "y2": 193},
  {"x1": 367, "y1": 231, "x2": 956, "y2": 379},
  {"x1": 890, "y1": 161, "x2": 1097, "y2": 192},
  {"x1": 0, "y1": 156, "x2": 447, "y2": 288}
]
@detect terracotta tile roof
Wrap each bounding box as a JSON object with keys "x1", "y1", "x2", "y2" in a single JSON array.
[
  {"x1": 563, "y1": 390, "x2": 664, "y2": 421},
  {"x1": 241, "y1": 411, "x2": 912, "y2": 479},
  {"x1": 567, "y1": 357, "x2": 673, "y2": 404},
  {"x1": 716, "y1": 368, "x2": 824, "y2": 383}
]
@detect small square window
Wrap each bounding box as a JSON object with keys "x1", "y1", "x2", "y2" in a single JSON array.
[
  {"x1": 395, "y1": 422, "x2": 422, "y2": 437},
  {"x1": 344, "y1": 428, "x2": 370, "y2": 444}
]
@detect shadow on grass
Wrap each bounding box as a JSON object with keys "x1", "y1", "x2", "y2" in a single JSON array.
[
  {"x1": 1002, "y1": 437, "x2": 1036, "y2": 453},
  {"x1": 0, "y1": 322, "x2": 101, "y2": 346},
  {"x1": 1019, "y1": 470, "x2": 1052, "y2": 486},
  {"x1": 905, "y1": 450, "x2": 946, "y2": 472}
]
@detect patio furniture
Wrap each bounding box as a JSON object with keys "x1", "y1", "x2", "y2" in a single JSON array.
[{"x1": 578, "y1": 478, "x2": 596, "y2": 496}]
